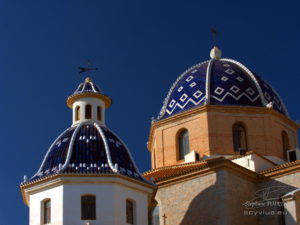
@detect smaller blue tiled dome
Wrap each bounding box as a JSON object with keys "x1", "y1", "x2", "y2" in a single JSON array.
[
  {"x1": 73, "y1": 77, "x2": 103, "y2": 95},
  {"x1": 158, "y1": 49, "x2": 288, "y2": 120},
  {"x1": 27, "y1": 123, "x2": 148, "y2": 184},
  {"x1": 66, "y1": 77, "x2": 112, "y2": 108}
]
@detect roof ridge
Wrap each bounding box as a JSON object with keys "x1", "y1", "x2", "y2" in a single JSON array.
[
  {"x1": 259, "y1": 160, "x2": 300, "y2": 174},
  {"x1": 143, "y1": 157, "x2": 225, "y2": 175}
]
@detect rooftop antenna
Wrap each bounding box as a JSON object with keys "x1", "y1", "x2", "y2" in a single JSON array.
[{"x1": 78, "y1": 60, "x2": 98, "y2": 76}]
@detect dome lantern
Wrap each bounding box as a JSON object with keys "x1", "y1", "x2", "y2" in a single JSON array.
[{"x1": 67, "y1": 77, "x2": 112, "y2": 125}]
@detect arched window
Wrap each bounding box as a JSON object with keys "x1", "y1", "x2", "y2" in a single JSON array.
[
  {"x1": 151, "y1": 204, "x2": 160, "y2": 225},
  {"x1": 85, "y1": 104, "x2": 92, "y2": 119},
  {"x1": 81, "y1": 195, "x2": 96, "y2": 220},
  {"x1": 232, "y1": 123, "x2": 248, "y2": 152},
  {"x1": 178, "y1": 129, "x2": 190, "y2": 160},
  {"x1": 126, "y1": 199, "x2": 135, "y2": 224},
  {"x1": 42, "y1": 199, "x2": 51, "y2": 224},
  {"x1": 75, "y1": 106, "x2": 80, "y2": 121},
  {"x1": 97, "y1": 106, "x2": 102, "y2": 121},
  {"x1": 282, "y1": 131, "x2": 290, "y2": 159}
]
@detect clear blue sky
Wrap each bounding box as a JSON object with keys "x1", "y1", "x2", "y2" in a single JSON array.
[{"x1": 1, "y1": 0, "x2": 299, "y2": 224}]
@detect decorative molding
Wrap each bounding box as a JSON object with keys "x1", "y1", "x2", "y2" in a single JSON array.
[
  {"x1": 107, "y1": 127, "x2": 150, "y2": 183},
  {"x1": 58, "y1": 123, "x2": 83, "y2": 173},
  {"x1": 144, "y1": 157, "x2": 260, "y2": 187},
  {"x1": 205, "y1": 59, "x2": 214, "y2": 104},
  {"x1": 94, "y1": 123, "x2": 118, "y2": 173},
  {"x1": 67, "y1": 92, "x2": 112, "y2": 109},
  {"x1": 20, "y1": 173, "x2": 155, "y2": 206},
  {"x1": 147, "y1": 105, "x2": 299, "y2": 151}
]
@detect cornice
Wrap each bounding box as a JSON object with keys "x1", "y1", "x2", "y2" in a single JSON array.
[
  {"x1": 144, "y1": 158, "x2": 260, "y2": 188},
  {"x1": 66, "y1": 92, "x2": 112, "y2": 108},
  {"x1": 20, "y1": 173, "x2": 155, "y2": 206},
  {"x1": 144, "y1": 158, "x2": 300, "y2": 187},
  {"x1": 258, "y1": 160, "x2": 300, "y2": 179}
]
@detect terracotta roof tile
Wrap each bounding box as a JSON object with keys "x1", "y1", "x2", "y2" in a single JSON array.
[
  {"x1": 143, "y1": 157, "x2": 225, "y2": 182},
  {"x1": 259, "y1": 160, "x2": 300, "y2": 175}
]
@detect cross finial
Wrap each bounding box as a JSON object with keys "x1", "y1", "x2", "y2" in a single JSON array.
[
  {"x1": 163, "y1": 214, "x2": 167, "y2": 225},
  {"x1": 210, "y1": 28, "x2": 222, "y2": 59},
  {"x1": 211, "y1": 28, "x2": 217, "y2": 46}
]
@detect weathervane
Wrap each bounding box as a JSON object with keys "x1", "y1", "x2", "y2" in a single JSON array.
[
  {"x1": 211, "y1": 28, "x2": 217, "y2": 46},
  {"x1": 78, "y1": 60, "x2": 98, "y2": 76}
]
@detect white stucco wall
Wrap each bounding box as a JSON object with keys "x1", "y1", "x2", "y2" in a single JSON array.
[
  {"x1": 231, "y1": 154, "x2": 274, "y2": 172},
  {"x1": 29, "y1": 184, "x2": 63, "y2": 225},
  {"x1": 26, "y1": 176, "x2": 153, "y2": 225},
  {"x1": 113, "y1": 183, "x2": 149, "y2": 225},
  {"x1": 72, "y1": 97, "x2": 106, "y2": 125},
  {"x1": 284, "y1": 200, "x2": 297, "y2": 225}
]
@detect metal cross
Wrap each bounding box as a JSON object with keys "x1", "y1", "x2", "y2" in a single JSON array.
[
  {"x1": 211, "y1": 28, "x2": 217, "y2": 46},
  {"x1": 163, "y1": 214, "x2": 167, "y2": 225}
]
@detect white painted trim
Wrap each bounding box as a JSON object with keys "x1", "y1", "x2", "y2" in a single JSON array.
[
  {"x1": 94, "y1": 123, "x2": 118, "y2": 173},
  {"x1": 74, "y1": 84, "x2": 82, "y2": 93},
  {"x1": 107, "y1": 128, "x2": 150, "y2": 183},
  {"x1": 205, "y1": 59, "x2": 214, "y2": 104},
  {"x1": 58, "y1": 123, "x2": 83, "y2": 172},
  {"x1": 90, "y1": 82, "x2": 97, "y2": 92},
  {"x1": 81, "y1": 82, "x2": 87, "y2": 93},
  {"x1": 283, "y1": 188, "x2": 300, "y2": 199}
]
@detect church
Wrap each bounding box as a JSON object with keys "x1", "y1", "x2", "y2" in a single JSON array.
[{"x1": 20, "y1": 46, "x2": 300, "y2": 225}]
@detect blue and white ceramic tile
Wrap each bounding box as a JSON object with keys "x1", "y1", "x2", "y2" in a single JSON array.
[{"x1": 159, "y1": 59, "x2": 288, "y2": 119}]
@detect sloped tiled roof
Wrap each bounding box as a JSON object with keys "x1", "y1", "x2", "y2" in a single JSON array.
[
  {"x1": 143, "y1": 157, "x2": 232, "y2": 183},
  {"x1": 144, "y1": 155, "x2": 300, "y2": 185},
  {"x1": 259, "y1": 160, "x2": 300, "y2": 175}
]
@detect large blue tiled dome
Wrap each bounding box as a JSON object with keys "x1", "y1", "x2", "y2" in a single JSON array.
[
  {"x1": 28, "y1": 123, "x2": 148, "y2": 184},
  {"x1": 158, "y1": 54, "x2": 288, "y2": 120}
]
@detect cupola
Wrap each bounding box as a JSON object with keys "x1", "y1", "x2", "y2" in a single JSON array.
[
  {"x1": 148, "y1": 46, "x2": 298, "y2": 169},
  {"x1": 67, "y1": 77, "x2": 112, "y2": 125}
]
